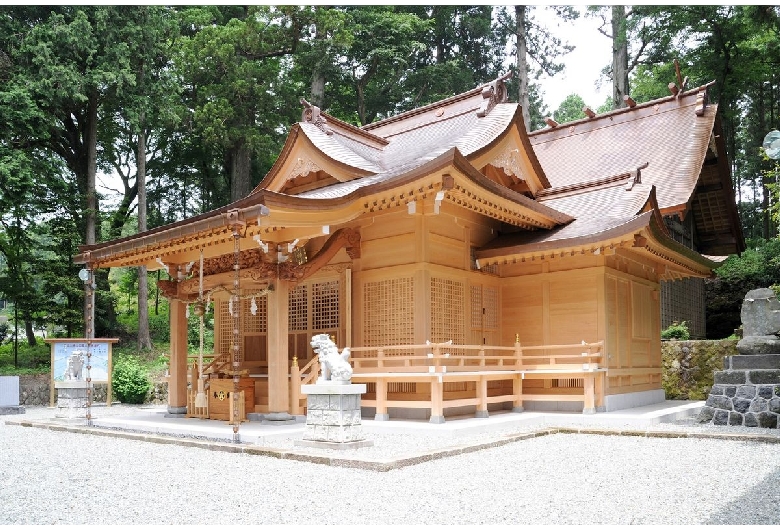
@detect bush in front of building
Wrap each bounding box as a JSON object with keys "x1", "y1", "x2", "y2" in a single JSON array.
[{"x1": 112, "y1": 355, "x2": 152, "y2": 404}]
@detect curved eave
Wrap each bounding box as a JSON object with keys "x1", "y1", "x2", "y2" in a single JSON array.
[
  {"x1": 251, "y1": 124, "x2": 377, "y2": 195},
  {"x1": 75, "y1": 147, "x2": 570, "y2": 269},
  {"x1": 476, "y1": 211, "x2": 716, "y2": 279},
  {"x1": 467, "y1": 104, "x2": 551, "y2": 190}
]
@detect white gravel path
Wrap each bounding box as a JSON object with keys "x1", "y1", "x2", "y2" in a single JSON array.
[{"x1": 2, "y1": 405, "x2": 780, "y2": 525}]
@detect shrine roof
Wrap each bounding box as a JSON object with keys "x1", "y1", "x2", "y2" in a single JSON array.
[
  {"x1": 254, "y1": 73, "x2": 550, "y2": 197},
  {"x1": 528, "y1": 83, "x2": 744, "y2": 255}
]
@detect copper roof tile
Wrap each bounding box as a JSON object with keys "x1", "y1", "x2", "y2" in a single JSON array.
[
  {"x1": 530, "y1": 89, "x2": 716, "y2": 212},
  {"x1": 299, "y1": 123, "x2": 382, "y2": 173}
]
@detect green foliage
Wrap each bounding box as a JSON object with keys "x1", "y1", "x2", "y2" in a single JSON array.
[
  {"x1": 706, "y1": 238, "x2": 780, "y2": 338},
  {"x1": 112, "y1": 355, "x2": 152, "y2": 404},
  {"x1": 0, "y1": 339, "x2": 50, "y2": 373},
  {"x1": 661, "y1": 321, "x2": 691, "y2": 340},
  {"x1": 553, "y1": 94, "x2": 587, "y2": 123}
]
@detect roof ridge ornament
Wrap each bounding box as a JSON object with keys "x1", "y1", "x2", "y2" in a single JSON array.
[
  {"x1": 694, "y1": 90, "x2": 709, "y2": 117},
  {"x1": 300, "y1": 98, "x2": 333, "y2": 135},
  {"x1": 625, "y1": 162, "x2": 650, "y2": 191},
  {"x1": 476, "y1": 78, "x2": 508, "y2": 118}
]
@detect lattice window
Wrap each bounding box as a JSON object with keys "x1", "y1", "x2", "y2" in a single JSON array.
[
  {"x1": 431, "y1": 277, "x2": 465, "y2": 344},
  {"x1": 289, "y1": 285, "x2": 308, "y2": 331},
  {"x1": 364, "y1": 277, "x2": 415, "y2": 347},
  {"x1": 470, "y1": 284, "x2": 498, "y2": 344},
  {"x1": 243, "y1": 296, "x2": 266, "y2": 333},
  {"x1": 471, "y1": 285, "x2": 483, "y2": 329},
  {"x1": 483, "y1": 286, "x2": 498, "y2": 330},
  {"x1": 661, "y1": 278, "x2": 705, "y2": 339},
  {"x1": 215, "y1": 298, "x2": 240, "y2": 360},
  {"x1": 312, "y1": 280, "x2": 339, "y2": 331}
]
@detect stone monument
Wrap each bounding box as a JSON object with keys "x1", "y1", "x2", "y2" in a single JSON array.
[
  {"x1": 295, "y1": 334, "x2": 373, "y2": 450},
  {"x1": 0, "y1": 376, "x2": 25, "y2": 415},
  {"x1": 699, "y1": 288, "x2": 780, "y2": 428},
  {"x1": 55, "y1": 350, "x2": 91, "y2": 418}
]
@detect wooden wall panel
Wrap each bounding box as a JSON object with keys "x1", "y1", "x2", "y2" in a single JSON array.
[
  {"x1": 501, "y1": 278, "x2": 544, "y2": 346},
  {"x1": 360, "y1": 233, "x2": 416, "y2": 269},
  {"x1": 428, "y1": 233, "x2": 466, "y2": 269},
  {"x1": 548, "y1": 278, "x2": 598, "y2": 345}
]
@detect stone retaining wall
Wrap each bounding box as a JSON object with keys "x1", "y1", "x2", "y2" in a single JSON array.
[
  {"x1": 16, "y1": 374, "x2": 168, "y2": 406},
  {"x1": 661, "y1": 339, "x2": 738, "y2": 400}
]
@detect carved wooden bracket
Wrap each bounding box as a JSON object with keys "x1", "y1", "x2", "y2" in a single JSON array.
[{"x1": 278, "y1": 227, "x2": 360, "y2": 281}]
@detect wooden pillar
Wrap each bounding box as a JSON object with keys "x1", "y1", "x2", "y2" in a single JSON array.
[
  {"x1": 430, "y1": 376, "x2": 444, "y2": 424},
  {"x1": 267, "y1": 280, "x2": 290, "y2": 416},
  {"x1": 168, "y1": 298, "x2": 188, "y2": 415},
  {"x1": 375, "y1": 379, "x2": 388, "y2": 421},
  {"x1": 583, "y1": 373, "x2": 596, "y2": 414},
  {"x1": 476, "y1": 376, "x2": 488, "y2": 418}
]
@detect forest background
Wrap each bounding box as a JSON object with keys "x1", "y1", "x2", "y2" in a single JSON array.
[{"x1": 0, "y1": 5, "x2": 779, "y2": 375}]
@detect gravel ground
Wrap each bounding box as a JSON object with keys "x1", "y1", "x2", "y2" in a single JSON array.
[{"x1": 2, "y1": 405, "x2": 780, "y2": 525}]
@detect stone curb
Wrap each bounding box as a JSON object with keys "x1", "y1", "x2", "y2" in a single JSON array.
[{"x1": 6, "y1": 419, "x2": 780, "y2": 472}]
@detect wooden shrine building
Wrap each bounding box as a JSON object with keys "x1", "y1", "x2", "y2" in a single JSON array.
[{"x1": 74, "y1": 74, "x2": 743, "y2": 422}]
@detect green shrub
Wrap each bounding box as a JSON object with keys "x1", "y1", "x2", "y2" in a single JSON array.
[
  {"x1": 661, "y1": 321, "x2": 690, "y2": 341},
  {"x1": 112, "y1": 356, "x2": 151, "y2": 404},
  {"x1": 0, "y1": 339, "x2": 50, "y2": 372}
]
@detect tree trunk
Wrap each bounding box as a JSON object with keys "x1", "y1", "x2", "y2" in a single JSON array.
[
  {"x1": 515, "y1": 6, "x2": 531, "y2": 131},
  {"x1": 85, "y1": 90, "x2": 99, "y2": 245},
  {"x1": 310, "y1": 16, "x2": 326, "y2": 108},
  {"x1": 311, "y1": 71, "x2": 325, "y2": 108},
  {"x1": 25, "y1": 320, "x2": 36, "y2": 347},
  {"x1": 611, "y1": 6, "x2": 629, "y2": 109},
  {"x1": 230, "y1": 141, "x2": 252, "y2": 202},
  {"x1": 136, "y1": 115, "x2": 153, "y2": 351}
]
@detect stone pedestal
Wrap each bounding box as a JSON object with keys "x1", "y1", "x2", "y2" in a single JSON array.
[
  {"x1": 698, "y1": 354, "x2": 780, "y2": 428},
  {"x1": 0, "y1": 376, "x2": 24, "y2": 415},
  {"x1": 295, "y1": 382, "x2": 373, "y2": 450},
  {"x1": 55, "y1": 380, "x2": 91, "y2": 418}
]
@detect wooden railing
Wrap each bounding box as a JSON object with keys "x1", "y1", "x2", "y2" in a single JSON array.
[{"x1": 292, "y1": 340, "x2": 605, "y2": 421}]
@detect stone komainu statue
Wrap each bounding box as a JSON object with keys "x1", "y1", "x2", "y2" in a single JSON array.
[{"x1": 310, "y1": 333, "x2": 352, "y2": 383}]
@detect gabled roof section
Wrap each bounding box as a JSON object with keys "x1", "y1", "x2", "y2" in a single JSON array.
[
  {"x1": 476, "y1": 180, "x2": 717, "y2": 280},
  {"x1": 254, "y1": 73, "x2": 551, "y2": 200},
  {"x1": 529, "y1": 83, "x2": 744, "y2": 255}
]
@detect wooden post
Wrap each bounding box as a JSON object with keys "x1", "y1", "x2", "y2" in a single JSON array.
[
  {"x1": 375, "y1": 378, "x2": 388, "y2": 420},
  {"x1": 266, "y1": 280, "x2": 290, "y2": 416},
  {"x1": 290, "y1": 356, "x2": 301, "y2": 415},
  {"x1": 430, "y1": 375, "x2": 444, "y2": 423},
  {"x1": 476, "y1": 376, "x2": 488, "y2": 418},
  {"x1": 513, "y1": 374, "x2": 524, "y2": 412},
  {"x1": 583, "y1": 374, "x2": 596, "y2": 414},
  {"x1": 168, "y1": 299, "x2": 188, "y2": 415},
  {"x1": 595, "y1": 370, "x2": 606, "y2": 411},
  {"x1": 513, "y1": 335, "x2": 524, "y2": 412}
]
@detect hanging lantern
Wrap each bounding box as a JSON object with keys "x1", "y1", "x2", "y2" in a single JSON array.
[{"x1": 250, "y1": 296, "x2": 257, "y2": 316}]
